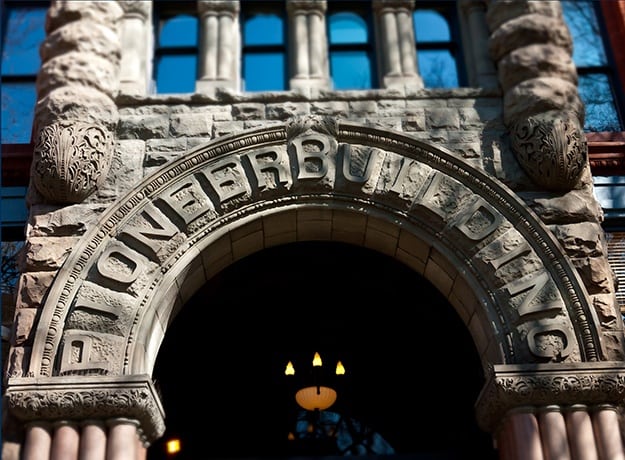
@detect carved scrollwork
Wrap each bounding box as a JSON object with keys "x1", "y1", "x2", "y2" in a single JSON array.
[
  {"x1": 510, "y1": 111, "x2": 587, "y2": 191},
  {"x1": 6, "y1": 375, "x2": 165, "y2": 443},
  {"x1": 33, "y1": 121, "x2": 114, "y2": 204},
  {"x1": 475, "y1": 363, "x2": 625, "y2": 432}
]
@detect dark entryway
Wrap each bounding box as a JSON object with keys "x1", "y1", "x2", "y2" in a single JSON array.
[{"x1": 149, "y1": 241, "x2": 497, "y2": 460}]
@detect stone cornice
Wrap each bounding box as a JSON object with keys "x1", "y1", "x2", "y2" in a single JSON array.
[
  {"x1": 5, "y1": 374, "x2": 165, "y2": 444},
  {"x1": 475, "y1": 362, "x2": 625, "y2": 432}
]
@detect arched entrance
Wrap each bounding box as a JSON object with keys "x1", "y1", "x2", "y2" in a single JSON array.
[
  {"x1": 8, "y1": 117, "x2": 618, "y2": 460},
  {"x1": 148, "y1": 241, "x2": 497, "y2": 459}
]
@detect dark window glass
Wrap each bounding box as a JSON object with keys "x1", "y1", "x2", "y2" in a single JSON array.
[
  {"x1": 414, "y1": 8, "x2": 461, "y2": 88},
  {"x1": 154, "y1": 12, "x2": 198, "y2": 93},
  {"x1": 328, "y1": 10, "x2": 375, "y2": 90},
  {"x1": 562, "y1": 1, "x2": 623, "y2": 131},
  {"x1": 1, "y1": 2, "x2": 48, "y2": 144},
  {"x1": 242, "y1": 5, "x2": 286, "y2": 92}
]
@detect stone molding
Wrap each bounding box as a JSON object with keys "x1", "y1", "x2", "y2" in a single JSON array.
[
  {"x1": 5, "y1": 374, "x2": 165, "y2": 444},
  {"x1": 475, "y1": 362, "x2": 625, "y2": 432},
  {"x1": 32, "y1": 121, "x2": 115, "y2": 204},
  {"x1": 510, "y1": 110, "x2": 587, "y2": 191}
]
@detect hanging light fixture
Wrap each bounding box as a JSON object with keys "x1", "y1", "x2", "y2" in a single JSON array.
[{"x1": 284, "y1": 352, "x2": 346, "y2": 411}]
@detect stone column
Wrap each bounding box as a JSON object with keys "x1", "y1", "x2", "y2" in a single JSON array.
[
  {"x1": 5, "y1": 375, "x2": 166, "y2": 460},
  {"x1": 80, "y1": 420, "x2": 107, "y2": 460},
  {"x1": 372, "y1": 0, "x2": 424, "y2": 90},
  {"x1": 118, "y1": 1, "x2": 152, "y2": 96},
  {"x1": 505, "y1": 409, "x2": 544, "y2": 460},
  {"x1": 486, "y1": 0, "x2": 587, "y2": 191},
  {"x1": 106, "y1": 419, "x2": 141, "y2": 460},
  {"x1": 565, "y1": 405, "x2": 598, "y2": 460},
  {"x1": 476, "y1": 363, "x2": 625, "y2": 460},
  {"x1": 22, "y1": 422, "x2": 52, "y2": 460},
  {"x1": 196, "y1": 1, "x2": 241, "y2": 95},
  {"x1": 592, "y1": 405, "x2": 625, "y2": 460},
  {"x1": 287, "y1": 0, "x2": 331, "y2": 94},
  {"x1": 50, "y1": 421, "x2": 80, "y2": 459},
  {"x1": 457, "y1": 0, "x2": 497, "y2": 87},
  {"x1": 32, "y1": 1, "x2": 122, "y2": 204},
  {"x1": 537, "y1": 406, "x2": 570, "y2": 460}
]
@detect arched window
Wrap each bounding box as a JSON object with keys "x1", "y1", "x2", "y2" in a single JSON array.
[
  {"x1": 242, "y1": 3, "x2": 286, "y2": 92},
  {"x1": 154, "y1": 10, "x2": 198, "y2": 94},
  {"x1": 413, "y1": 7, "x2": 463, "y2": 88},
  {"x1": 328, "y1": 8, "x2": 376, "y2": 90}
]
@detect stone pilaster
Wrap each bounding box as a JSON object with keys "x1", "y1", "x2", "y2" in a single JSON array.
[{"x1": 32, "y1": 1, "x2": 122, "y2": 204}]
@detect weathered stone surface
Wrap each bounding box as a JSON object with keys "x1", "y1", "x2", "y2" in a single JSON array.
[
  {"x1": 12, "y1": 309, "x2": 38, "y2": 345},
  {"x1": 27, "y1": 204, "x2": 107, "y2": 237},
  {"x1": 498, "y1": 44, "x2": 576, "y2": 92},
  {"x1": 486, "y1": 1, "x2": 562, "y2": 31},
  {"x1": 5, "y1": 346, "x2": 30, "y2": 379},
  {"x1": 46, "y1": 1, "x2": 123, "y2": 34},
  {"x1": 14, "y1": 272, "x2": 56, "y2": 309},
  {"x1": 489, "y1": 14, "x2": 572, "y2": 62},
  {"x1": 19, "y1": 236, "x2": 81, "y2": 271},
  {"x1": 523, "y1": 187, "x2": 602, "y2": 224},
  {"x1": 503, "y1": 78, "x2": 584, "y2": 125},
  {"x1": 592, "y1": 293, "x2": 622, "y2": 328},
  {"x1": 34, "y1": 86, "x2": 118, "y2": 130},
  {"x1": 38, "y1": 52, "x2": 119, "y2": 97},
  {"x1": 40, "y1": 20, "x2": 121, "y2": 63}
]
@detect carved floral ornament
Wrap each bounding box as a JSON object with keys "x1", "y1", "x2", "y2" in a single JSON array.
[
  {"x1": 510, "y1": 110, "x2": 588, "y2": 191},
  {"x1": 475, "y1": 363, "x2": 625, "y2": 432},
  {"x1": 32, "y1": 121, "x2": 114, "y2": 204}
]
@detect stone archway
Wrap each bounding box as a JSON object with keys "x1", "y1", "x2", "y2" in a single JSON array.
[
  {"x1": 7, "y1": 116, "x2": 609, "y2": 447},
  {"x1": 147, "y1": 240, "x2": 498, "y2": 459}
]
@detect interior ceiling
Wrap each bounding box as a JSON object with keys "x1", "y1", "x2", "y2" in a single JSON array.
[{"x1": 150, "y1": 241, "x2": 497, "y2": 460}]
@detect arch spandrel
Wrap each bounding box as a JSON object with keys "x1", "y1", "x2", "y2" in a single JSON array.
[{"x1": 27, "y1": 116, "x2": 602, "y2": 380}]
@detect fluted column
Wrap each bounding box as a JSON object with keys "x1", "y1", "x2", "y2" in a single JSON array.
[
  {"x1": 196, "y1": 0, "x2": 240, "y2": 94},
  {"x1": 118, "y1": 1, "x2": 152, "y2": 96},
  {"x1": 22, "y1": 422, "x2": 52, "y2": 460},
  {"x1": 287, "y1": 0, "x2": 331, "y2": 94},
  {"x1": 32, "y1": 1, "x2": 122, "y2": 204},
  {"x1": 372, "y1": 0, "x2": 424, "y2": 90}
]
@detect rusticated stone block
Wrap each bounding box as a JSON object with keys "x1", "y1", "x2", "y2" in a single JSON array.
[
  {"x1": 20, "y1": 236, "x2": 81, "y2": 271},
  {"x1": 14, "y1": 272, "x2": 56, "y2": 308},
  {"x1": 12, "y1": 309, "x2": 38, "y2": 345}
]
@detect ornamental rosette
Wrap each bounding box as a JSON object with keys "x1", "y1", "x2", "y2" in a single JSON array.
[
  {"x1": 510, "y1": 111, "x2": 587, "y2": 191},
  {"x1": 33, "y1": 121, "x2": 114, "y2": 204}
]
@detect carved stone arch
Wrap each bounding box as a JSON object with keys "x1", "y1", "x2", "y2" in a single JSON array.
[{"x1": 27, "y1": 116, "x2": 603, "y2": 384}]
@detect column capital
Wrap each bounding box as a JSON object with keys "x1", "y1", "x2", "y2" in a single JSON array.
[
  {"x1": 475, "y1": 362, "x2": 625, "y2": 433},
  {"x1": 287, "y1": 0, "x2": 327, "y2": 14},
  {"x1": 197, "y1": 0, "x2": 240, "y2": 17},
  {"x1": 5, "y1": 375, "x2": 165, "y2": 444}
]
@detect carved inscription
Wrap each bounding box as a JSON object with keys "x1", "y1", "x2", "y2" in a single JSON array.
[{"x1": 57, "y1": 132, "x2": 578, "y2": 375}]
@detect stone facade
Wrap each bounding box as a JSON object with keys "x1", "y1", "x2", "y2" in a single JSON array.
[{"x1": 2, "y1": 1, "x2": 625, "y2": 459}]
